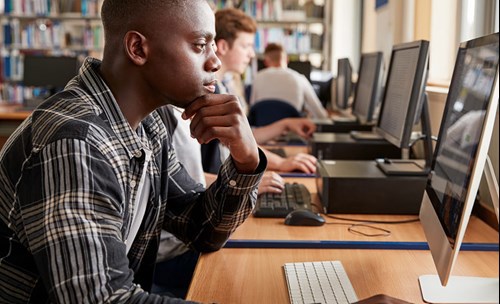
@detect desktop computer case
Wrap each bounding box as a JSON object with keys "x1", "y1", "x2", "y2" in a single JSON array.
[
  {"x1": 311, "y1": 133, "x2": 402, "y2": 160},
  {"x1": 316, "y1": 160, "x2": 427, "y2": 214}
]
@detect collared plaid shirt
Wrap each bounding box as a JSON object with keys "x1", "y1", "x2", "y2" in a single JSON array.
[{"x1": 0, "y1": 58, "x2": 265, "y2": 303}]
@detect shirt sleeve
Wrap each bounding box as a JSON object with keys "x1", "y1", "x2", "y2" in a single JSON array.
[
  {"x1": 300, "y1": 75, "x2": 329, "y2": 119},
  {"x1": 162, "y1": 146, "x2": 267, "y2": 252}
]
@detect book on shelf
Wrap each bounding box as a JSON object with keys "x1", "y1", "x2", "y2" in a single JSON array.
[
  {"x1": 1, "y1": 0, "x2": 103, "y2": 17},
  {"x1": 255, "y1": 27, "x2": 313, "y2": 54}
]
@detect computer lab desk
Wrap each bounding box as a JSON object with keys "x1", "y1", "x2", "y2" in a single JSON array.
[
  {"x1": 186, "y1": 247, "x2": 499, "y2": 304},
  {"x1": 0, "y1": 104, "x2": 30, "y2": 149},
  {"x1": 229, "y1": 176, "x2": 499, "y2": 247}
]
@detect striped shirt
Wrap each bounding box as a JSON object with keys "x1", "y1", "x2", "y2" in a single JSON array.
[{"x1": 0, "y1": 58, "x2": 265, "y2": 303}]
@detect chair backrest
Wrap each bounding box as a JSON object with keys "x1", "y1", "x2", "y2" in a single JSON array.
[{"x1": 248, "y1": 99, "x2": 302, "y2": 127}]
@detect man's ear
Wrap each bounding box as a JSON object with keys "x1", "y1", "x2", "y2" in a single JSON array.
[
  {"x1": 216, "y1": 39, "x2": 230, "y2": 56},
  {"x1": 123, "y1": 31, "x2": 148, "y2": 66}
]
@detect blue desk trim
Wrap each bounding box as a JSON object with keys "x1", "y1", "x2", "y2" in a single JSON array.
[{"x1": 225, "y1": 240, "x2": 499, "y2": 251}]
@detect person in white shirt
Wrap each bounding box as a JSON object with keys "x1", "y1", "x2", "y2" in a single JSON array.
[
  {"x1": 210, "y1": 8, "x2": 318, "y2": 175},
  {"x1": 250, "y1": 43, "x2": 329, "y2": 119}
]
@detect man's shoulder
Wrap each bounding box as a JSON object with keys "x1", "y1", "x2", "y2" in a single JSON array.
[{"x1": 30, "y1": 90, "x2": 112, "y2": 147}]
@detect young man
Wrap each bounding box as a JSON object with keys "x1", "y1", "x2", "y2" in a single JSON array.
[
  {"x1": 0, "y1": 1, "x2": 265, "y2": 303},
  {"x1": 212, "y1": 7, "x2": 318, "y2": 174},
  {"x1": 250, "y1": 42, "x2": 329, "y2": 119}
]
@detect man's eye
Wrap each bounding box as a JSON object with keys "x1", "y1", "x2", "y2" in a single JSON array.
[{"x1": 195, "y1": 43, "x2": 207, "y2": 51}]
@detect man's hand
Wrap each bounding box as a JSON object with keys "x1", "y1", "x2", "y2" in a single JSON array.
[
  {"x1": 257, "y1": 171, "x2": 285, "y2": 194},
  {"x1": 274, "y1": 153, "x2": 317, "y2": 174},
  {"x1": 282, "y1": 117, "x2": 316, "y2": 139},
  {"x1": 182, "y1": 94, "x2": 259, "y2": 173}
]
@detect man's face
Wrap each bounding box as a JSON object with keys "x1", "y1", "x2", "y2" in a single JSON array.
[
  {"x1": 142, "y1": 1, "x2": 221, "y2": 108},
  {"x1": 221, "y1": 32, "x2": 256, "y2": 75}
]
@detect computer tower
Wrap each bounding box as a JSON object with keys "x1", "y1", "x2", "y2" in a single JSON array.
[
  {"x1": 310, "y1": 133, "x2": 401, "y2": 160},
  {"x1": 316, "y1": 160, "x2": 427, "y2": 214}
]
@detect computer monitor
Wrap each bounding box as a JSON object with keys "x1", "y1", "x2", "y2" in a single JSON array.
[
  {"x1": 23, "y1": 54, "x2": 79, "y2": 93},
  {"x1": 288, "y1": 60, "x2": 312, "y2": 82},
  {"x1": 351, "y1": 52, "x2": 384, "y2": 124},
  {"x1": 375, "y1": 40, "x2": 429, "y2": 149},
  {"x1": 334, "y1": 58, "x2": 352, "y2": 110},
  {"x1": 418, "y1": 32, "x2": 499, "y2": 303}
]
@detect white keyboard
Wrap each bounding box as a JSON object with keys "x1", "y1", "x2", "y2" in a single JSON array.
[{"x1": 284, "y1": 260, "x2": 358, "y2": 304}]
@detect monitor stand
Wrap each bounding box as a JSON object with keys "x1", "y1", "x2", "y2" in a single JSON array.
[
  {"x1": 375, "y1": 157, "x2": 428, "y2": 176},
  {"x1": 419, "y1": 275, "x2": 499, "y2": 303},
  {"x1": 419, "y1": 155, "x2": 499, "y2": 303},
  {"x1": 377, "y1": 93, "x2": 433, "y2": 176}
]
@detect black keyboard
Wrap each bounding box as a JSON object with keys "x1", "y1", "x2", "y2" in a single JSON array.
[
  {"x1": 267, "y1": 148, "x2": 287, "y2": 157},
  {"x1": 253, "y1": 183, "x2": 313, "y2": 218}
]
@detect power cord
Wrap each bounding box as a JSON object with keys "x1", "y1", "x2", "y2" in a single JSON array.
[{"x1": 323, "y1": 214, "x2": 420, "y2": 237}]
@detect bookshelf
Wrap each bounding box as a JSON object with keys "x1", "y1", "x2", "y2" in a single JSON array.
[
  {"x1": 211, "y1": 0, "x2": 332, "y2": 70},
  {"x1": 0, "y1": 0, "x2": 104, "y2": 104}
]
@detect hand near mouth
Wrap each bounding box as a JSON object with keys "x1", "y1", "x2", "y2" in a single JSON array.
[{"x1": 182, "y1": 93, "x2": 260, "y2": 174}]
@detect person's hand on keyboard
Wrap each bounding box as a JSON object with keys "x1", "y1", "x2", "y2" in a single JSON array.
[
  {"x1": 275, "y1": 153, "x2": 317, "y2": 174},
  {"x1": 257, "y1": 171, "x2": 285, "y2": 194}
]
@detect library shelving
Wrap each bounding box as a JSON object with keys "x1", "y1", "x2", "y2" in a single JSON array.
[
  {"x1": 1, "y1": 0, "x2": 103, "y2": 104},
  {"x1": 210, "y1": 0, "x2": 332, "y2": 70}
]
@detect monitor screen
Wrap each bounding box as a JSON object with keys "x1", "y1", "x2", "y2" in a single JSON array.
[
  {"x1": 23, "y1": 55, "x2": 79, "y2": 89},
  {"x1": 376, "y1": 40, "x2": 429, "y2": 149},
  {"x1": 257, "y1": 58, "x2": 312, "y2": 82},
  {"x1": 419, "y1": 32, "x2": 499, "y2": 303},
  {"x1": 288, "y1": 60, "x2": 312, "y2": 82},
  {"x1": 351, "y1": 52, "x2": 384, "y2": 124},
  {"x1": 335, "y1": 58, "x2": 352, "y2": 110}
]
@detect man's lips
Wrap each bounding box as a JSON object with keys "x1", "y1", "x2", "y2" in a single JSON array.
[{"x1": 203, "y1": 80, "x2": 218, "y2": 93}]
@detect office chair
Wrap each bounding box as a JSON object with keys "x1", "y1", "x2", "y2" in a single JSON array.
[{"x1": 247, "y1": 99, "x2": 302, "y2": 127}]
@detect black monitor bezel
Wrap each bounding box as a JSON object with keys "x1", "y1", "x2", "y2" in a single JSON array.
[
  {"x1": 335, "y1": 58, "x2": 352, "y2": 110},
  {"x1": 375, "y1": 40, "x2": 430, "y2": 149},
  {"x1": 351, "y1": 51, "x2": 384, "y2": 124}
]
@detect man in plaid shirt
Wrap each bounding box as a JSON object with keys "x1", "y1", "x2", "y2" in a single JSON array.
[{"x1": 0, "y1": 0, "x2": 265, "y2": 303}]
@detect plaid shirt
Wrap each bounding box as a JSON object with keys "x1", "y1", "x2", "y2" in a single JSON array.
[{"x1": 0, "y1": 58, "x2": 265, "y2": 303}]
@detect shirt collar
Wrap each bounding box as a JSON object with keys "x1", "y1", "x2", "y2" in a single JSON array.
[{"x1": 75, "y1": 57, "x2": 166, "y2": 159}]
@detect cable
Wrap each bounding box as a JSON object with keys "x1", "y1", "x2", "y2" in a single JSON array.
[
  {"x1": 325, "y1": 214, "x2": 419, "y2": 224},
  {"x1": 323, "y1": 214, "x2": 420, "y2": 237}
]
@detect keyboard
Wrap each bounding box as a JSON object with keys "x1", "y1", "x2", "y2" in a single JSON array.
[
  {"x1": 275, "y1": 133, "x2": 308, "y2": 146},
  {"x1": 332, "y1": 115, "x2": 358, "y2": 124},
  {"x1": 350, "y1": 130, "x2": 384, "y2": 141},
  {"x1": 284, "y1": 260, "x2": 358, "y2": 304},
  {"x1": 267, "y1": 147, "x2": 287, "y2": 157},
  {"x1": 253, "y1": 182, "x2": 312, "y2": 218}
]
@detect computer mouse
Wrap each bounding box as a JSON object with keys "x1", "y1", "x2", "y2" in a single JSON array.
[{"x1": 284, "y1": 209, "x2": 326, "y2": 226}]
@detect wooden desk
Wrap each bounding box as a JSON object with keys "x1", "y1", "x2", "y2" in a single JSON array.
[
  {"x1": 234, "y1": 177, "x2": 499, "y2": 245},
  {"x1": 186, "y1": 248, "x2": 499, "y2": 304},
  {"x1": 0, "y1": 105, "x2": 30, "y2": 148}
]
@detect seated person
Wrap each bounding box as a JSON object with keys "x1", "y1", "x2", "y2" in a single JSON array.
[
  {"x1": 250, "y1": 43, "x2": 329, "y2": 119},
  {"x1": 211, "y1": 8, "x2": 318, "y2": 174},
  {"x1": 0, "y1": 1, "x2": 266, "y2": 302}
]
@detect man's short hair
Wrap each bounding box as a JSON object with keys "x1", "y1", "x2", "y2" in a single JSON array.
[
  {"x1": 215, "y1": 8, "x2": 257, "y2": 47},
  {"x1": 264, "y1": 42, "x2": 285, "y2": 63},
  {"x1": 101, "y1": 0, "x2": 187, "y2": 35}
]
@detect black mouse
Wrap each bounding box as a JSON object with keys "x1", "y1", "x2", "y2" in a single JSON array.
[{"x1": 284, "y1": 209, "x2": 325, "y2": 226}]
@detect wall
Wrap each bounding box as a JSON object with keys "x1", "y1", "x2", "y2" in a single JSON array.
[{"x1": 330, "y1": 0, "x2": 361, "y2": 75}]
